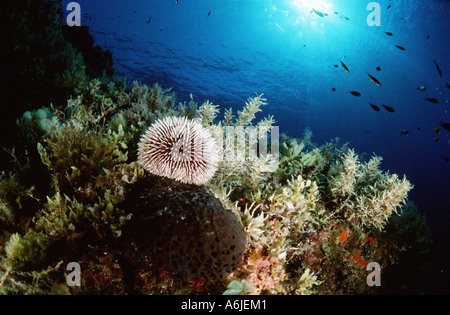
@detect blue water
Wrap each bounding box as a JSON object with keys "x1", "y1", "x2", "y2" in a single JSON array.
[{"x1": 70, "y1": 0, "x2": 449, "y2": 239}]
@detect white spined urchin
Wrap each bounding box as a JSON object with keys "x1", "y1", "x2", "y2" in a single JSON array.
[{"x1": 137, "y1": 116, "x2": 219, "y2": 185}]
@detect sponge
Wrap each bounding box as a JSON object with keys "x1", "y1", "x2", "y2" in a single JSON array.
[{"x1": 123, "y1": 175, "x2": 246, "y2": 281}]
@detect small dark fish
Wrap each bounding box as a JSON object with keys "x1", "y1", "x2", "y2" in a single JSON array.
[
  {"x1": 416, "y1": 86, "x2": 427, "y2": 91},
  {"x1": 367, "y1": 73, "x2": 382, "y2": 87},
  {"x1": 334, "y1": 12, "x2": 339, "y2": 14},
  {"x1": 433, "y1": 128, "x2": 440, "y2": 134},
  {"x1": 311, "y1": 8, "x2": 325, "y2": 17},
  {"x1": 334, "y1": 64, "x2": 339, "y2": 68},
  {"x1": 395, "y1": 45, "x2": 406, "y2": 50},
  {"x1": 425, "y1": 97, "x2": 439, "y2": 104},
  {"x1": 376, "y1": 66, "x2": 381, "y2": 71},
  {"x1": 385, "y1": 32, "x2": 393, "y2": 36},
  {"x1": 332, "y1": 88, "x2": 336, "y2": 92},
  {"x1": 440, "y1": 120, "x2": 450, "y2": 132},
  {"x1": 382, "y1": 105, "x2": 395, "y2": 112},
  {"x1": 146, "y1": 16, "x2": 151, "y2": 23},
  {"x1": 344, "y1": 17, "x2": 349, "y2": 20},
  {"x1": 350, "y1": 91, "x2": 361, "y2": 97},
  {"x1": 445, "y1": 82, "x2": 450, "y2": 89},
  {"x1": 426, "y1": 35, "x2": 430, "y2": 40},
  {"x1": 417, "y1": 127, "x2": 421, "y2": 130},
  {"x1": 434, "y1": 59, "x2": 442, "y2": 78},
  {"x1": 340, "y1": 61, "x2": 349, "y2": 73},
  {"x1": 434, "y1": 137, "x2": 439, "y2": 142},
  {"x1": 443, "y1": 155, "x2": 449, "y2": 162},
  {"x1": 400, "y1": 130, "x2": 409, "y2": 135},
  {"x1": 370, "y1": 103, "x2": 380, "y2": 111},
  {"x1": 387, "y1": 5, "x2": 391, "y2": 9},
  {"x1": 207, "y1": 10, "x2": 211, "y2": 17},
  {"x1": 175, "y1": 0, "x2": 178, "y2": 3}
]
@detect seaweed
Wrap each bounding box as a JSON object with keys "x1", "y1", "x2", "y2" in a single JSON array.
[{"x1": 0, "y1": 52, "x2": 428, "y2": 294}]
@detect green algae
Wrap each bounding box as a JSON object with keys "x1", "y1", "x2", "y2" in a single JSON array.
[{"x1": 0, "y1": 2, "x2": 432, "y2": 295}]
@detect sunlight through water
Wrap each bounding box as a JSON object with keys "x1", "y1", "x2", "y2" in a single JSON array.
[{"x1": 291, "y1": 0, "x2": 333, "y2": 13}]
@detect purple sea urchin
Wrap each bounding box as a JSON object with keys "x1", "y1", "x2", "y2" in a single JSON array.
[{"x1": 137, "y1": 116, "x2": 219, "y2": 185}]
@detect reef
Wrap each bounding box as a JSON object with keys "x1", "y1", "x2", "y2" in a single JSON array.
[
  {"x1": 0, "y1": 1, "x2": 433, "y2": 295},
  {"x1": 0, "y1": 76, "x2": 432, "y2": 294}
]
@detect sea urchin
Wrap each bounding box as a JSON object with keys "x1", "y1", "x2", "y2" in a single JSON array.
[{"x1": 138, "y1": 116, "x2": 219, "y2": 185}]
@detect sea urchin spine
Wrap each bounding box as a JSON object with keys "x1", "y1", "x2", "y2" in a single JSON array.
[{"x1": 138, "y1": 116, "x2": 219, "y2": 185}]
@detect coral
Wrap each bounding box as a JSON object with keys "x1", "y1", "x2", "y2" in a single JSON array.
[{"x1": 138, "y1": 116, "x2": 219, "y2": 185}]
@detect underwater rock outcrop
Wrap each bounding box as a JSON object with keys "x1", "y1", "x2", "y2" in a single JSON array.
[{"x1": 122, "y1": 175, "x2": 246, "y2": 282}]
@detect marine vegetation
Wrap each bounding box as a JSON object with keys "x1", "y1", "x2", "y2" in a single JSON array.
[
  {"x1": 0, "y1": 1, "x2": 432, "y2": 295},
  {"x1": 0, "y1": 73, "x2": 432, "y2": 294}
]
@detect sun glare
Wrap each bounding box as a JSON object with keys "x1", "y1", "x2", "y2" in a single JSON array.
[{"x1": 291, "y1": 0, "x2": 333, "y2": 13}]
